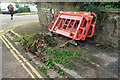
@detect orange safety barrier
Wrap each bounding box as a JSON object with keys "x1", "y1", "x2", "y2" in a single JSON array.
[{"x1": 48, "y1": 11, "x2": 97, "y2": 41}]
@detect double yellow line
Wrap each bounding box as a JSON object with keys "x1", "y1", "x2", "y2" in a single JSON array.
[{"x1": 0, "y1": 35, "x2": 43, "y2": 78}]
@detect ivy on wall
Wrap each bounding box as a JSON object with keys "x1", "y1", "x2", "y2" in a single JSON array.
[{"x1": 76, "y1": 2, "x2": 119, "y2": 34}]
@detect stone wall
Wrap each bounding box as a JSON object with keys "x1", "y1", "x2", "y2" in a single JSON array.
[
  {"x1": 36, "y1": 2, "x2": 80, "y2": 28},
  {"x1": 36, "y1": 2, "x2": 119, "y2": 49},
  {"x1": 95, "y1": 9, "x2": 119, "y2": 49}
]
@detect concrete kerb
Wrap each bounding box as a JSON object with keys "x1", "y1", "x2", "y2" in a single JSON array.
[{"x1": 14, "y1": 12, "x2": 37, "y2": 16}]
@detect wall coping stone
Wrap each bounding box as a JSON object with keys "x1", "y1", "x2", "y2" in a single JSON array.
[{"x1": 101, "y1": 9, "x2": 120, "y2": 14}]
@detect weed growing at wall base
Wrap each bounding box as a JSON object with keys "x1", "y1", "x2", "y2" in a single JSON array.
[{"x1": 43, "y1": 47, "x2": 91, "y2": 69}]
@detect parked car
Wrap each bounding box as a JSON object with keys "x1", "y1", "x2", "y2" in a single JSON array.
[{"x1": 1, "y1": 3, "x2": 18, "y2": 14}]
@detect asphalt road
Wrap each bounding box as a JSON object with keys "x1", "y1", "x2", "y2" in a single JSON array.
[
  {"x1": 0, "y1": 14, "x2": 39, "y2": 30},
  {"x1": 1, "y1": 39, "x2": 31, "y2": 78},
  {"x1": 0, "y1": 13, "x2": 39, "y2": 78}
]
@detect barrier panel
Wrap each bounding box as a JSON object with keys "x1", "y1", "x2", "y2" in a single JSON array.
[{"x1": 48, "y1": 11, "x2": 97, "y2": 41}]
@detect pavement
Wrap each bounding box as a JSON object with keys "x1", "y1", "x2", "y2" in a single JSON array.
[{"x1": 14, "y1": 21, "x2": 47, "y2": 36}]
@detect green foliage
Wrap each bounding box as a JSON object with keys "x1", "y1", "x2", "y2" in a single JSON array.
[
  {"x1": 43, "y1": 47, "x2": 91, "y2": 69},
  {"x1": 15, "y1": 3, "x2": 20, "y2": 8},
  {"x1": 45, "y1": 36, "x2": 53, "y2": 44},
  {"x1": 111, "y1": 18, "x2": 116, "y2": 23},
  {"x1": 44, "y1": 47, "x2": 53, "y2": 55},
  {"x1": 42, "y1": 58, "x2": 46, "y2": 63},
  {"x1": 44, "y1": 35, "x2": 56, "y2": 46},
  {"x1": 65, "y1": 64, "x2": 74, "y2": 70},
  {"x1": 7, "y1": 30, "x2": 11, "y2": 33},
  {"x1": 27, "y1": 42, "x2": 33, "y2": 47},
  {"x1": 20, "y1": 39, "x2": 25, "y2": 44},
  {"x1": 18, "y1": 6, "x2": 30, "y2": 13},
  {"x1": 13, "y1": 34, "x2": 18, "y2": 39},
  {"x1": 37, "y1": 66, "x2": 49, "y2": 78},
  {"x1": 31, "y1": 40, "x2": 36, "y2": 47},
  {"x1": 105, "y1": 5, "x2": 111, "y2": 8},
  {"x1": 13, "y1": 33, "x2": 38, "y2": 51},
  {"x1": 18, "y1": 36, "x2": 23, "y2": 42},
  {"x1": 24, "y1": 33, "x2": 29, "y2": 40},
  {"x1": 119, "y1": 42, "x2": 120, "y2": 49},
  {"x1": 46, "y1": 57, "x2": 54, "y2": 68},
  {"x1": 83, "y1": 57, "x2": 92, "y2": 63},
  {"x1": 98, "y1": 2, "x2": 119, "y2": 9},
  {"x1": 23, "y1": 33, "x2": 37, "y2": 48},
  {"x1": 78, "y1": 2, "x2": 102, "y2": 32},
  {"x1": 38, "y1": 65, "x2": 46, "y2": 71},
  {"x1": 77, "y1": 2, "x2": 119, "y2": 32},
  {"x1": 103, "y1": 13, "x2": 109, "y2": 20},
  {"x1": 57, "y1": 67, "x2": 64, "y2": 75},
  {"x1": 80, "y1": 2, "x2": 119, "y2": 9},
  {"x1": 22, "y1": 45, "x2": 26, "y2": 50}
]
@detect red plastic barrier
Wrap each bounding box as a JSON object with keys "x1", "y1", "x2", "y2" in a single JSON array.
[{"x1": 48, "y1": 11, "x2": 97, "y2": 41}]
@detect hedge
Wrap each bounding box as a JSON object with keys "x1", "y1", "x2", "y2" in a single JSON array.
[{"x1": 18, "y1": 6, "x2": 30, "y2": 13}]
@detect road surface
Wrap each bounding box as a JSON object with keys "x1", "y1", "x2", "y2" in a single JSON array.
[{"x1": 0, "y1": 14, "x2": 39, "y2": 30}]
